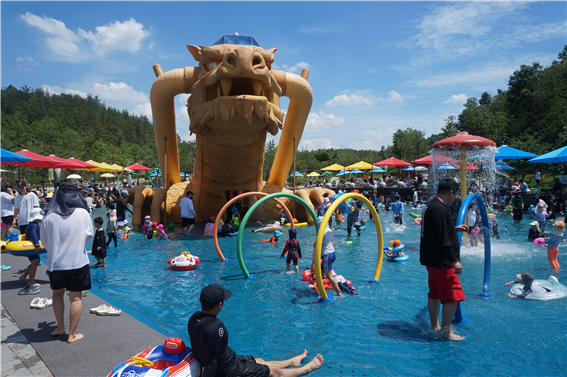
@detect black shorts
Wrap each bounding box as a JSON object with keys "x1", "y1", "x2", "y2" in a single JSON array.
[
  {"x1": 1, "y1": 216, "x2": 13, "y2": 225},
  {"x1": 27, "y1": 254, "x2": 40, "y2": 262},
  {"x1": 182, "y1": 217, "x2": 195, "y2": 227},
  {"x1": 236, "y1": 355, "x2": 270, "y2": 377},
  {"x1": 146, "y1": 233, "x2": 153, "y2": 240},
  {"x1": 49, "y1": 264, "x2": 91, "y2": 292},
  {"x1": 19, "y1": 224, "x2": 27, "y2": 234},
  {"x1": 512, "y1": 208, "x2": 523, "y2": 221}
]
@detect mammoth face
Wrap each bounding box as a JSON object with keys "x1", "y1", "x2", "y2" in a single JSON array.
[{"x1": 187, "y1": 44, "x2": 284, "y2": 135}]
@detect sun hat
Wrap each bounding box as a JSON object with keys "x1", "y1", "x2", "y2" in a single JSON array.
[
  {"x1": 200, "y1": 284, "x2": 232, "y2": 306},
  {"x1": 529, "y1": 221, "x2": 540, "y2": 232},
  {"x1": 28, "y1": 208, "x2": 43, "y2": 223},
  {"x1": 552, "y1": 221, "x2": 565, "y2": 237},
  {"x1": 274, "y1": 230, "x2": 284, "y2": 237}
]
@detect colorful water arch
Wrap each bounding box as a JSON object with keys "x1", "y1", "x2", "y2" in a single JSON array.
[
  {"x1": 236, "y1": 193, "x2": 318, "y2": 279},
  {"x1": 315, "y1": 193, "x2": 384, "y2": 302},
  {"x1": 213, "y1": 192, "x2": 295, "y2": 261}
]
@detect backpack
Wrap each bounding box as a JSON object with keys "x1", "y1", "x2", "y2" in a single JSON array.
[{"x1": 287, "y1": 239, "x2": 298, "y2": 258}]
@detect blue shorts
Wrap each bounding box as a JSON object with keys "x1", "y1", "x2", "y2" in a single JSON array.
[{"x1": 322, "y1": 252, "x2": 336, "y2": 272}]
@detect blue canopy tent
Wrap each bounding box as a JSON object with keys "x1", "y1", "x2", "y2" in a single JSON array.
[
  {"x1": 1, "y1": 149, "x2": 36, "y2": 165},
  {"x1": 529, "y1": 146, "x2": 567, "y2": 163},
  {"x1": 496, "y1": 161, "x2": 514, "y2": 170},
  {"x1": 401, "y1": 166, "x2": 415, "y2": 171},
  {"x1": 336, "y1": 170, "x2": 349, "y2": 176},
  {"x1": 348, "y1": 169, "x2": 364, "y2": 174},
  {"x1": 436, "y1": 163, "x2": 456, "y2": 170},
  {"x1": 368, "y1": 167, "x2": 386, "y2": 173},
  {"x1": 495, "y1": 146, "x2": 538, "y2": 160}
]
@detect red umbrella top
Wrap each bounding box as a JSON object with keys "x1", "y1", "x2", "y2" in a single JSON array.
[
  {"x1": 373, "y1": 157, "x2": 412, "y2": 167},
  {"x1": 125, "y1": 163, "x2": 151, "y2": 171},
  {"x1": 433, "y1": 131, "x2": 496, "y2": 149},
  {"x1": 456, "y1": 162, "x2": 480, "y2": 170},
  {"x1": 413, "y1": 155, "x2": 459, "y2": 165},
  {"x1": 65, "y1": 157, "x2": 99, "y2": 169},
  {"x1": 15, "y1": 150, "x2": 68, "y2": 168}
]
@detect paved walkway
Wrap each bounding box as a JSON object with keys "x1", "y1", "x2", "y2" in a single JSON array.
[{"x1": 1, "y1": 253, "x2": 167, "y2": 377}]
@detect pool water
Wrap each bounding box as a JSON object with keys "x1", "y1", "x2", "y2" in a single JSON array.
[{"x1": 85, "y1": 206, "x2": 566, "y2": 377}]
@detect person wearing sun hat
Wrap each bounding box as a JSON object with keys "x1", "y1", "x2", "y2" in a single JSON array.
[
  {"x1": 545, "y1": 221, "x2": 566, "y2": 270},
  {"x1": 505, "y1": 272, "x2": 546, "y2": 298},
  {"x1": 188, "y1": 284, "x2": 323, "y2": 377},
  {"x1": 528, "y1": 221, "x2": 541, "y2": 241}
]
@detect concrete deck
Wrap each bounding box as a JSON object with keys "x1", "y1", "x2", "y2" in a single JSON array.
[{"x1": 1, "y1": 252, "x2": 167, "y2": 377}]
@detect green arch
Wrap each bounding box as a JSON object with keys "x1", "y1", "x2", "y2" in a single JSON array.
[{"x1": 236, "y1": 193, "x2": 318, "y2": 279}]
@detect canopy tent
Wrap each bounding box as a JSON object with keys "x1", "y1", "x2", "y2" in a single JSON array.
[
  {"x1": 80, "y1": 161, "x2": 123, "y2": 172},
  {"x1": 345, "y1": 161, "x2": 374, "y2": 170},
  {"x1": 495, "y1": 146, "x2": 538, "y2": 160},
  {"x1": 436, "y1": 163, "x2": 456, "y2": 170},
  {"x1": 336, "y1": 170, "x2": 349, "y2": 176},
  {"x1": 65, "y1": 157, "x2": 98, "y2": 169},
  {"x1": 110, "y1": 164, "x2": 132, "y2": 172},
  {"x1": 290, "y1": 172, "x2": 303, "y2": 177},
  {"x1": 306, "y1": 172, "x2": 320, "y2": 177},
  {"x1": 66, "y1": 174, "x2": 82, "y2": 179},
  {"x1": 413, "y1": 155, "x2": 459, "y2": 165},
  {"x1": 1, "y1": 149, "x2": 36, "y2": 165},
  {"x1": 15, "y1": 150, "x2": 68, "y2": 168},
  {"x1": 496, "y1": 161, "x2": 514, "y2": 170},
  {"x1": 321, "y1": 163, "x2": 345, "y2": 171},
  {"x1": 348, "y1": 169, "x2": 364, "y2": 174},
  {"x1": 529, "y1": 146, "x2": 567, "y2": 163},
  {"x1": 125, "y1": 163, "x2": 151, "y2": 171},
  {"x1": 456, "y1": 162, "x2": 480, "y2": 170},
  {"x1": 46, "y1": 155, "x2": 98, "y2": 169},
  {"x1": 99, "y1": 173, "x2": 115, "y2": 178},
  {"x1": 373, "y1": 157, "x2": 412, "y2": 167},
  {"x1": 321, "y1": 171, "x2": 333, "y2": 176}
]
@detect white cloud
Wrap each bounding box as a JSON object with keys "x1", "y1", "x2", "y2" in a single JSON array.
[
  {"x1": 299, "y1": 138, "x2": 333, "y2": 151},
  {"x1": 41, "y1": 84, "x2": 87, "y2": 98},
  {"x1": 326, "y1": 94, "x2": 374, "y2": 107},
  {"x1": 93, "y1": 82, "x2": 148, "y2": 103},
  {"x1": 175, "y1": 94, "x2": 194, "y2": 141},
  {"x1": 306, "y1": 111, "x2": 345, "y2": 131},
  {"x1": 366, "y1": 68, "x2": 376, "y2": 74},
  {"x1": 149, "y1": 42, "x2": 156, "y2": 50},
  {"x1": 388, "y1": 91, "x2": 403, "y2": 102},
  {"x1": 132, "y1": 102, "x2": 152, "y2": 120},
  {"x1": 78, "y1": 18, "x2": 150, "y2": 56},
  {"x1": 275, "y1": 62, "x2": 310, "y2": 73},
  {"x1": 444, "y1": 94, "x2": 468, "y2": 104},
  {"x1": 20, "y1": 12, "x2": 80, "y2": 57}
]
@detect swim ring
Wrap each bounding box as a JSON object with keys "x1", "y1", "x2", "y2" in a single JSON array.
[
  {"x1": 3, "y1": 233, "x2": 46, "y2": 257},
  {"x1": 413, "y1": 217, "x2": 422, "y2": 225},
  {"x1": 384, "y1": 241, "x2": 408, "y2": 262},
  {"x1": 534, "y1": 238, "x2": 546, "y2": 247},
  {"x1": 107, "y1": 337, "x2": 201, "y2": 377},
  {"x1": 167, "y1": 252, "x2": 200, "y2": 271},
  {"x1": 471, "y1": 227, "x2": 480, "y2": 234},
  {"x1": 509, "y1": 276, "x2": 567, "y2": 300}
]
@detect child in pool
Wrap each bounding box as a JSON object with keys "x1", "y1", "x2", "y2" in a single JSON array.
[
  {"x1": 528, "y1": 204, "x2": 536, "y2": 219},
  {"x1": 505, "y1": 272, "x2": 546, "y2": 298},
  {"x1": 281, "y1": 228, "x2": 302, "y2": 273},
  {"x1": 92, "y1": 217, "x2": 107, "y2": 268},
  {"x1": 231, "y1": 207, "x2": 240, "y2": 226},
  {"x1": 505, "y1": 204, "x2": 513, "y2": 215},
  {"x1": 203, "y1": 216, "x2": 221, "y2": 236},
  {"x1": 255, "y1": 230, "x2": 281, "y2": 243},
  {"x1": 391, "y1": 195, "x2": 404, "y2": 225},
  {"x1": 528, "y1": 221, "x2": 540, "y2": 241},
  {"x1": 332, "y1": 271, "x2": 356, "y2": 295},
  {"x1": 385, "y1": 240, "x2": 405, "y2": 258},
  {"x1": 142, "y1": 215, "x2": 156, "y2": 240},
  {"x1": 544, "y1": 221, "x2": 566, "y2": 270},
  {"x1": 156, "y1": 224, "x2": 168, "y2": 240},
  {"x1": 119, "y1": 226, "x2": 131, "y2": 239},
  {"x1": 489, "y1": 213, "x2": 501, "y2": 240},
  {"x1": 106, "y1": 211, "x2": 118, "y2": 248}
]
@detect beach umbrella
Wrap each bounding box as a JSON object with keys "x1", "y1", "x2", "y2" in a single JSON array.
[
  {"x1": 65, "y1": 157, "x2": 99, "y2": 169},
  {"x1": 100, "y1": 173, "x2": 115, "y2": 178},
  {"x1": 321, "y1": 163, "x2": 345, "y2": 171},
  {"x1": 67, "y1": 174, "x2": 82, "y2": 179},
  {"x1": 413, "y1": 155, "x2": 459, "y2": 165},
  {"x1": 436, "y1": 163, "x2": 456, "y2": 170},
  {"x1": 321, "y1": 171, "x2": 333, "y2": 176},
  {"x1": 401, "y1": 166, "x2": 415, "y2": 171},
  {"x1": 456, "y1": 162, "x2": 480, "y2": 170},
  {"x1": 306, "y1": 172, "x2": 320, "y2": 177},
  {"x1": 373, "y1": 157, "x2": 412, "y2": 167},
  {"x1": 495, "y1": 146, "x2": 538, "y2": 160},
  {"x1": 345, "y1": 161, "x2": 374, "y2": 170},
  {"x1": 496, "y1": 162, "x2": 514, "y2": 170},
  {"x1": 14, "y1": 150, "x2": 68, "y2": 168},
  {"x1": 368, "y1": 167, "x2": 386, "y2": 173},
  {"x1": 125, "y1": 163, "x2": 151, "y2": 171},
  {"x1": 415, "y1": 166, "x2": 428, "y2": 171},
  {"x1": 349, "y1": 169, "x2": 364, "y2": 174},
  {"x1": 290, "y1": 172, "x2": 303, "y2": 177},
  {"x1": 1, "y1": 149, "x2": 36, "y2": 165},
  {"x1": 529, "y1": 146, "x2": 567, "y2": 163},
  {"x1": 336, "y1": 170, "x2": 349, "y2": 176}
]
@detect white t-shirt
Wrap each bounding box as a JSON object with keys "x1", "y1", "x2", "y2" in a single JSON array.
[
  {"x1": 180, "y1": 197, "x2": 195, "y2": 219},
  {"x1": 14, "y1": 192, "x2": 39, "y2": 226},
  {"x1": 85, "y1": 197, "x2": 94, "y2": 208},
  {"x1": 535, "y1": 172, "x2": 541, "y2": 180},
  {"x1": 413, "y1": 191, "x2": 418, "y2": 202},
  {"x1": 40, "y1": 208, "x2": 93, "y2": 271},
  {"x1": 1, "y1": 192, "x2": 15, "y2": 217},
  {"x1": 467, "y1": 209, "x2": 476, "y2": 227},
  {"x1": 321, "y1": 226, "x2": 335, "y2": 256},
  {"x1": 561, "y1": 175, "x2": 567, "y2": 185}
]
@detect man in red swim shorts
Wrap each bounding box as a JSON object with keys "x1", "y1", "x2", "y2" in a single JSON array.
[{"x1": 420, "y1": 179, "x2": 469, "y2": 341}]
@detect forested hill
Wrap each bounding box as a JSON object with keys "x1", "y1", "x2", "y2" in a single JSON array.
[{"x1": 1, "y1": 85, "x2": 164, "y2": 167}]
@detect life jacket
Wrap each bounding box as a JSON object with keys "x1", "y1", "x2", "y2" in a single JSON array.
[{"x1": 232, "y1": 214, "x2": 240, "y2": 226}]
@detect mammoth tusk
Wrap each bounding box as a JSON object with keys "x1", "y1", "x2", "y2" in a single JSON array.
[{"x1": 268, "y1": 71, "x2": 313, "y2": 188}]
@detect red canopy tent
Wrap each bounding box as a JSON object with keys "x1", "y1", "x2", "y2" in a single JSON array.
[
  {"x1": 15, "y1": 150, "x2": 68, "y2": 168},
  {"x1": 125, "y1": 163, "x2": 151, "y2": 171},
  {"x1": 456, "y1": 162, "x2": 480, "y2": 170},
  {"x1": 66, "y1": 157, "x2": 99, "y2": 169},
  {"x1": 413, "y1": 155, "x2": 459, "y2": 165},
  {"x1": 373, "y1": 157, "x2": 412, "y2": 167}
]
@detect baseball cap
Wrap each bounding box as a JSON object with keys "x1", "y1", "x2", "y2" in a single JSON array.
[
  {"x1": 200, "y1": 284, "x2": 232, "y2": 306},
  {"x1": 516, "y1": 272, "x2": 534, "y2": 285},
  {"x1": 17, "y1": 181, "x2": 27, "y2": 188}
]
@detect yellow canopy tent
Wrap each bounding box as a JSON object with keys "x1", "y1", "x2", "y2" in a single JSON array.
[
  {"x1": 345, "y1": 161, "x2": 374, "y2": 170},
  {"x1": 80, "y1": 161, "x2": 123, "y2": 172},
  {"x1": 320, "y1": 163, "x2": 345, "y2": 171},
  {"x1": 306, "y1": 172, "x2": 320, "y2": 177},
  {"x1": 110, "y1": 164, "x2": 132, "y2": 172}
]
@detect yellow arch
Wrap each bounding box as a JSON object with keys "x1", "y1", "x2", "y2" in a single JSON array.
[{"x1": 315, "y1": 193, "x2": 384, "y2": 302}]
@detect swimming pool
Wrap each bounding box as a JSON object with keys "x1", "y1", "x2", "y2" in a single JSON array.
[{"x1": 86, "y1": 207, "x2": 566, "y2": 377}]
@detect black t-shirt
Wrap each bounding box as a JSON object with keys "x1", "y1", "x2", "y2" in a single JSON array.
[
  {"x1": 188, "y1": 311, "x2": 239, "y2": 377},
  {"x1": 116, "y1": 197, "x2": 128, "y2": 218},
  {"x1": 420, "y1": 197, "x2": 460, "y2": 269}
]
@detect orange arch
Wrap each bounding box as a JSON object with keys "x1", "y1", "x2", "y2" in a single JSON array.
[{"x1": 213, "y1": 192, "x2": 295, "y2": 261}]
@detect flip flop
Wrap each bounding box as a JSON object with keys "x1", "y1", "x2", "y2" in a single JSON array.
[{"x1": 1, "y1": 265, "x2": 10, "y2": 271}]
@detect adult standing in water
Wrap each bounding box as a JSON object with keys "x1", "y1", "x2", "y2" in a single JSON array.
[
  {"x1": 180, "y1": 191, "x2": 196, "y2": 234},
  {"x1": 419, "y1": 179, "x2": 469, "y2": 341},
  {"x1": 40, "y1": 182, "x2": 93, "y2": 343}
]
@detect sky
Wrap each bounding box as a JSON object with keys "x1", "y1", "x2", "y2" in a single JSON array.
[{"x1": 2, "y1": 1, "x2": 566, "y2": 151}]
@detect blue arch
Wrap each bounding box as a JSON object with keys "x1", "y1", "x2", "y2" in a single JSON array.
[{"x1": 456, "y1": 193, "x2": 493, "y2": 300}]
